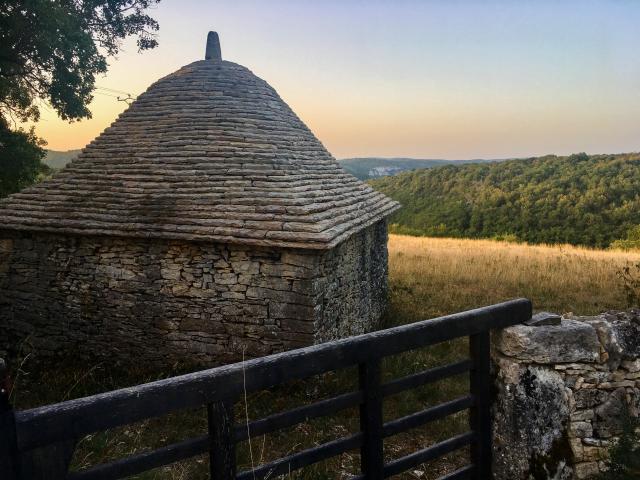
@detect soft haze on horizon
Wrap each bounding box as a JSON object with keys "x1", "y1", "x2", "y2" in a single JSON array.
[{"x1": 30, "y1": 0, "x2": 640, "y2": 159}]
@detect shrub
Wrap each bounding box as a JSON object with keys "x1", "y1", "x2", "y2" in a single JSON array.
[
  {"x1": 595, "y1": 403, "x2": 640, "y2": 479},
  {"x1": 611, "y1": 226, "x2": 640, "y2": 251},
  {"x1": 617, "y1": 261, "x2": 640, "y2": 307}
]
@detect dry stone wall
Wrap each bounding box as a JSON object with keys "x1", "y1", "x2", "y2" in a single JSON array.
[
  {"x1": 492, "y1": 310, "x2": 640, "y2": 479},
  {"x1": 0, "y1": 220, "x2": 388, "y2": 366},
  {"x1": 314, "y1": 218, "x2": 389, "y2": 342}
]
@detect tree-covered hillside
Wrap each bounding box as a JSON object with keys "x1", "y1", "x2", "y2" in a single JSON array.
[
  {"x1": 371, "y1": 153, "x2": 640, "y2": 248},
  {"x1": 44, "y1": 149, "x2": 81, "y2": 169}
]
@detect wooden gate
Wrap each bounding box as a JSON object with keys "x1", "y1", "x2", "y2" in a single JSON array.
[{"x1": 0, "y1": 298, "x2": 531, "y2": 479}]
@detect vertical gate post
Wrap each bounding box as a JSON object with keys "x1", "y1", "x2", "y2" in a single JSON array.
[
  {"x1": 0, "y1": 410, "x2": 17, "y2": 480},
  {"x1": 359, "y1": 358, "x2": 384, "y2": 479},
  {"x1": 0, "y1": 359, "x2": 18, "y2": 480},
  {"x1": 469, "y1": 331, "x2": 492, "y2": 479},
  {"x1": 208, "y1": 399, "x2": 236, "y2": 480}
]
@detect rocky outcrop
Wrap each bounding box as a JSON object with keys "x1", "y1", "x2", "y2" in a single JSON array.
[{"x1": 493, "y1": 310, "x2": 640, "y2": 479}]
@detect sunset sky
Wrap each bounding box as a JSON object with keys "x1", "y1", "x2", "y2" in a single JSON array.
[{"x1": 31, "y1": 0, "x2": 640, "y2": 159}]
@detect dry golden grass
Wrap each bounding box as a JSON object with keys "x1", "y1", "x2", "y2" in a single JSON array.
[
  {"x1": 386, "y1": 234, "x2": 640, "y2": 322},
  {"x1": 13, "y1": 235, "x2": 640, "y2": 479}
]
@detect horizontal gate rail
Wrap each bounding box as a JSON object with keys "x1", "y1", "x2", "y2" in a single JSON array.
[
  {"x1": 380, "y1": 359, "x2": 472, "y2": 397},
  {"x1": 235, "y1": 433, "x2": 363, "y2": 480},
  {"x1": 433, "y1": 463, "x2": 475, "y2": 480},
  {"x1": 382, "y1": 395, "x2": 475, "y2": 438},
  {"x1": 236, "y1": 389, "x2": 364, "y2": 441},
  {"x1": 66, "y1": 435, "x2": 210, "y2": 480},
  {"x1": 1, "y1": 298, "x2": 532, "y2": 480},
  {"x1": 383, "y1": 432, "x2": 476, "y2": 478}
]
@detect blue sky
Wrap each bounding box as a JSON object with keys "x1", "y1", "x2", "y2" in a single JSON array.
[{"x1": 37, "y1": 0, "x2": 640, "y2": 159}]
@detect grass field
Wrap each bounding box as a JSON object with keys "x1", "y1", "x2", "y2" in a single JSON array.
[
  {"x1": 386, "y1": 234, "x2": 640, "y2": 322},
  {"x1": 9, "y1": 235, "x2": 640, "y2": 479}
]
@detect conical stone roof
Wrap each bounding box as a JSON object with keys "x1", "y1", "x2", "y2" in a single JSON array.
[{"x1": 0, "y1": 33, "x2": 400, "y2": 249}]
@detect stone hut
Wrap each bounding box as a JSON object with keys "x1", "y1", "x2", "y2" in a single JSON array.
[{"x1": 0, "y1": 32, "x2": 400, "y2": 366}]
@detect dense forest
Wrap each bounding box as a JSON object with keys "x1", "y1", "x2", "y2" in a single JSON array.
[{"x1": 371, "y1": 152, "x2": 640, "y2": 248}]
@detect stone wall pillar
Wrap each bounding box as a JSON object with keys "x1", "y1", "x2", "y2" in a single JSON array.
[{"x1": 491, "y1": 311, "x2": 640, "y2": 479}]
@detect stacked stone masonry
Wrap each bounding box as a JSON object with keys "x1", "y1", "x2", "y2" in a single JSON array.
[
  {"x1": 0, "y1": 59, "x2": 399, "y2": 250},
  {"x1": 0, "y1": 220, "x2": 389, "y2": 366},
  {"x1": 493, "y1": 310, "x2": 640, "y2": 480}
]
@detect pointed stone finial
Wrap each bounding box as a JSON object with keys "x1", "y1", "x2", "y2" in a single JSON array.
[{"x1": 205, "y1": 31, "x2": 222, "y2": 61}]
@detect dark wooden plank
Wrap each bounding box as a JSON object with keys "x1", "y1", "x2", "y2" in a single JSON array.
[
  {"x1": 382, "y1": 395, "x2": 474, "y2": 438},
  {"x1": 15, "y1": 299, "x2": 531, "y2": 451},
  {"x1": 469, "y1": 332, "x2": 491, "y2": 480},
  {"x1": 209, "y1": 400, "x2": 235, "y2": 480},
  {"x1": 359, "y1": 359, "x2": 383, "y2": 479},
  {"x1": 235, "y1": 390, "x2": 363, "y2": 442},
  {"x1": 235, "y1": 433, "x2": 362, "y2": 480},
  {"x1": 383, "y1": 431, "x2": 475, "y2": 478},
  {"x1": 381, "y1": 360, "x2": 472, "y2": 398},
  {"x1": 67, "y1": 435, "x2": 209, "y2": 480},
  {"x1": 437, "y1": 464, "x2": 474, "y2": 480}
]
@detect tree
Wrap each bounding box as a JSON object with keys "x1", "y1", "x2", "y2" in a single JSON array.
[
  {"x1": 373, "y1": 152, "x2": 640, "y2": 248},
  {"x1": 0, "y1": 0, "x2": 160, "y2": 197},
  {"x1": 0, "y1": 118, "x2": 47, "y2": 197},
  {"x1": 611, "y1": 225, "x2": 640, "y2": 250}
]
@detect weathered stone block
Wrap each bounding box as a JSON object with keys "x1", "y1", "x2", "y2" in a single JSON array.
[
  {"x1": 231, "y1": 260, "x2": 259, "y2": 274},
  {"x1": 269, "y1": 302, "x2": 314, "y2": 320},
  {"x1": 569, "y1": 421, "x2": 593, "y2": 438},
  {"x1": 279, "y1": 318, "x2": 315, "y2": 334},
  {"x1": 574, "y1": 389, "x2": 609, "y2": 409},
  {"x1": 496, "y1": 320, "x2": 600, "y2": 364},
  {"x1": 0, "y1": 239, "x2": 13, "y2": 253},
  {"x1": 213, "y1": 273, "x2": 237, "y2": 285},
  {"x1": 493, "y1": 365, "x2": 572, "y2": 480},
  {"x1": 594, "y1": 388, "x2": 628, "y2": 438}
]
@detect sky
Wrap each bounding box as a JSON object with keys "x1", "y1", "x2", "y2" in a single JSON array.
[{"x1": 31, "y1": 0, "x2": 640, "y2": 159}]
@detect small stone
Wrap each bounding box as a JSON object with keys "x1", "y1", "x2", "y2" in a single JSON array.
[
  {"x1": 599, "y1": 381, "x2": 635, "y2": 389},
  {"x1": 582, "y1": 446, "x2": 604, "y2": 462},
  {"x1": 171, "y1": 284, "x2": 189, "y2": 295},
  {"x1": 594, "y1": 388, "x2": 627, "y2": 437},
  {"x1": 571, "y1": 410, "x2": 595, "y2": 422},
  {"x1": 570, "y1": 421, "x2": 593, "y2": 438},
  {"x1": 525, "y1": 311, "x2": 562, "y2": 326},
  {"x1": 214, "y1": 273, "x2": 237, "y2": 285},
  {"x1": 574, "y1": 461, "x2": 599, "y2": 479},
  {"x1": 622, "y1": 359, "x2": 640, "y2": 372},
  {"x1": 570, "y1": 438, "x2": 584, "y2": 460},
  {"x1": 582, "y1": 437, "x2": 610, "y2": 447},
  {"x1": 574, "y1": 388, "x2": 608, "y2": 409}
]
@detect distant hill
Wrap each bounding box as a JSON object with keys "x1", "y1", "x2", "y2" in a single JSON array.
[
  {"x1": 371, "y1": 152, "x2": 640, "y2": 248},
  {"x1": 44, "y1": 149, "x2": 80, "y2": 169},
  {"x1": 42, "y1": 152, "x2": 494, "y2": 179},
  {"x1": 338, "y1": 157, "x2": 496, "y2": 180}
]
